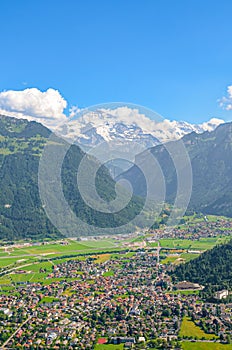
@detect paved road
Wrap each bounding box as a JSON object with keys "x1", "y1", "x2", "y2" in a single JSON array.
[{"x1": 1, "y1": 315, "x2": 32, "y2": 349}]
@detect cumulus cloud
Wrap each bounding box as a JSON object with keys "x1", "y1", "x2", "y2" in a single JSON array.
[
  {"x1": 219, "y1": 85, "x2": 232, "y2": 110},
  {"x1": 0, "y1": 88, "x2": 225, "y2": 141},
  {"x1": 0, "y1": 88, "x2": 68, "y2": 128}
]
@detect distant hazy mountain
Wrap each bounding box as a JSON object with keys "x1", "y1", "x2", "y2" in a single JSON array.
[
  {"x1": 119, "y1": 122, "x2": 232, "y2": 217},
  {"x1": 56, "y1": 107, "x2": 224, "y2": 149}
]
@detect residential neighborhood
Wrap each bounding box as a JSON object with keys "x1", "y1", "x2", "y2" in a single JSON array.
[{"x1": 0, "y1": 238, "x2": 231, "y2": 349}]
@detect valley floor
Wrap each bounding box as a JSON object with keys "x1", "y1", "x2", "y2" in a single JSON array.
[{"x1": 0, "y1": 215, "x2": 231, "y2": 349}]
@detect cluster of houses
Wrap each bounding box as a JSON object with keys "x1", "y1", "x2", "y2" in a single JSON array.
[
  {"x1": 0, "y1": 249, "x2": 231, "y2": 348},
  {"x1": 149, "y1": 217, "x2": 232, "y2": 240}
]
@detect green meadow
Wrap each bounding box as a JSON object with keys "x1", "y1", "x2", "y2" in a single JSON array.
[
  {"x1": 0, "y1": 227, "x2": 230, "y2": 288},
  {"x1": 159, "y1": 236, "x2": 230, "y2": 250},
  {"x1": 181, "y1": 342, "x2": 232, "y2": 350},
  {"x1": 179, "y1": 316, "x2": 217, "y2": 340},
  {"x1": 95, "y1": 344, "x2": 123, "y2": 350}
]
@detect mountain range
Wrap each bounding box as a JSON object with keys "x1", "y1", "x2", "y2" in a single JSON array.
[
  {"x1": 120, "y1": 121, "x2": 232, "y2": 217},
  {"x1": 0, "y1": 113, "x2": 232, "y2": 240},
  {"x1": 0, "y1": 115, "x2": 142, "y2": 240},
  {"x1": 56, "y1": 106, "x2": 224, "y2": 149}
]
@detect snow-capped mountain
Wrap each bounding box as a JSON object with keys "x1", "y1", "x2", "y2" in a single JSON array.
[{"x1": 56, "y1": 106, "x2": 224, "y2": 150}]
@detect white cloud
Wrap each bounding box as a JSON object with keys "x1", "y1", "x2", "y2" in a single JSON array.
[
  {"x1": 0, "y1": 88, "x2": 68, "y2": 128},
  {"x1": 0, "y1": 89, "x2": 225, "y2": 143},
  {"x1": 60, "y1": 104, "x2": 224, "y2": 143},
  {"x1": 200, "y1": 118, "x2": 224, "y2": 131},
  {"x1": 219, "y1": 85, "x2": 232, "y2": 111}
]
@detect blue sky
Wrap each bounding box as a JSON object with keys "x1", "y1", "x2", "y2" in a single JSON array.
[{"x1": 0, "y1": 0, "x2": 232, "y2": 123}]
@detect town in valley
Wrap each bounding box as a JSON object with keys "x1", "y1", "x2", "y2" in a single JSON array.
[{"x1": 0, "y1": 215, "x2": 231, "y2": 349}]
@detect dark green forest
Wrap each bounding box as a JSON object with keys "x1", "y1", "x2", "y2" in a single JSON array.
[
  {"x1": 0, "y1": 115, "x2": 142, "y2": 240},
  {"x1": 172, "y1": 239, "x2": 232, "y2": 298}
]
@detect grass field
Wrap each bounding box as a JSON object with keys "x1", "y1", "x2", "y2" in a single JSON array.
[
  {"x1": 0, "y1": 251, "x2": 116, "y2": 286},
  {"x1": 161, "y1": 252, "x2": 200, "y2": 265},
  {"x1": 179, "y1": 317, "x2": 217, "y2": 340},
  {"x1": 0, "y1": 239, "x2": 119, "y2": 259},
  {"x1": 0, "y1": 257, "x2": 28, "y2": 267},
  {"x1": 182, "y1": 214, "x2": 232, "y2": 225},
  {"x1": 95, "y1": 254, "x2": 111, "y2": 263},
  {"x1": 181, "y1": 342, "x2": 232, "y2": 350},
  {"x1": 39, "y1": 296, "x2": 59, "y2": 304},
  {"x1": 103, "y1": 270, "x2": 114, "y2": 277},
  {"x1": 159, "y1": 236, "x2": 230, "y2": 250},
  {"x1": 22, "y1": 261, "x2": 53, "y2": 272},
  {"x1": 0, "y1": 229, "x2": 230, "y2": 287},
  {"x1": 0, "y1": 238, "x2": 124, "y2": 271},
  {"x1": 13, "y1": 241, "x2": 93, "y2": 254},
  {"x1": 161, "y1": 256, "x2": 180, "y2": 264},
  {"x1": 82, "y1": 239, "x2": 116, "y2": 248},
  {"x1": 169, "y1": 290, "x2": 200, "y2": 295},
  {"x1": 95, "y1": 344, "x2": 123, "y2": 350},
  {"x1": 148, "y1": 242, "x2": 159, "y2": 247},
  {"x1": 180, "y1": 253, "x2": 200, "y2": 261}
]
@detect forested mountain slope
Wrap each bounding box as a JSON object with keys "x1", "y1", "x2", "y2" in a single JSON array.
[
  {"x1": 172, "y1": 239, "x2": 232, "y2": 295},
  {"x1": 119, "y1": 122, "x2": 232, "y2": 217},
  {"x1": 0, "y1": 115, "x2": 142, "y2": 240}
]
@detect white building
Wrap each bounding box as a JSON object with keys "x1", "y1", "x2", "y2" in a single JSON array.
[{"x1": 214, "y1": 290, "x2": 229, "y2": 300}]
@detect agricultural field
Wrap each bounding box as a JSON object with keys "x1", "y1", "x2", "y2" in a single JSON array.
[
  {"x1": 180, "y1": 252, "x2": 200, "y2": 261},
  {"x1": 160, "y1": 255, "x2": 180, "y2": 264},
  {"x1": 182, "y1": 214, "x2": 232, "y2": 225},
  {"x1": 0, "y1": 221, "x2": 230, "y2": 290},
  {"x1": 161, "y1": 252, "x2": 200, "y2": 265},
  {"x1": 159, "y1": 236, "x2": 230, "y2": 250},
  {"x1": 95, "y1": 254, "x2": 112, "y2": 263},
  {"x1": 169, "y1": 290, "x2": 200, "y2": 296},
  {"x1": 0, "y1": 257, "x2": 27, "y2": 267},
  {"x1": 0, "y1": 238, "x2": 120, "y2": 258},
  {"x1": 181, "y1": 342, "x2": 232, "y2": 350},
  {"x1": 0, "y1": 235, "x2": 141, "y2": 289},
  {"x1": 103, "y1": 270, "x2": 114, "y2": 277},
  {"x1": 0, "y1": 240, "x2": 120, "y2": 265},
  {"x1": 179, "y1": 317, "x2": 217, "y2": 340},
  {"x1": 95, "y1": 344, "x2": 123, "y2": 350}
]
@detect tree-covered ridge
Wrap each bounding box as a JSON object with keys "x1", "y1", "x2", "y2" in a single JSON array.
[
  {"x1": 0, "y1": 116, "x2": 57, "y2": 240},
  {"x1": 0, "y1": 115, "x2": 50, "y2": 137},
  {"x1": 0, "y1": 115, "x2": 142, "y2": 240},
  {"x1": 172, "y1": 239, "x2": 232, "y2": 296},
  {"x1": 0, "y1": 115, "x2": 50, "y2": 157}
]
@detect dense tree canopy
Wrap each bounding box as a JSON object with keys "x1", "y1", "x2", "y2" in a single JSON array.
[{"x1": 172, "y1": 239, "x2": 232, "y2": 296}]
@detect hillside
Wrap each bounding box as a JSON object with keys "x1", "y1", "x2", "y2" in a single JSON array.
[
  {"x1": 172, "y1": 239, "x2": 232, "y2": 296},
  {"x1": 0, "y1": 115, "x2": 142, "y2": 240},
  {"x1": 119, "y1": 122, "x2": 232, "y2": 217}
]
